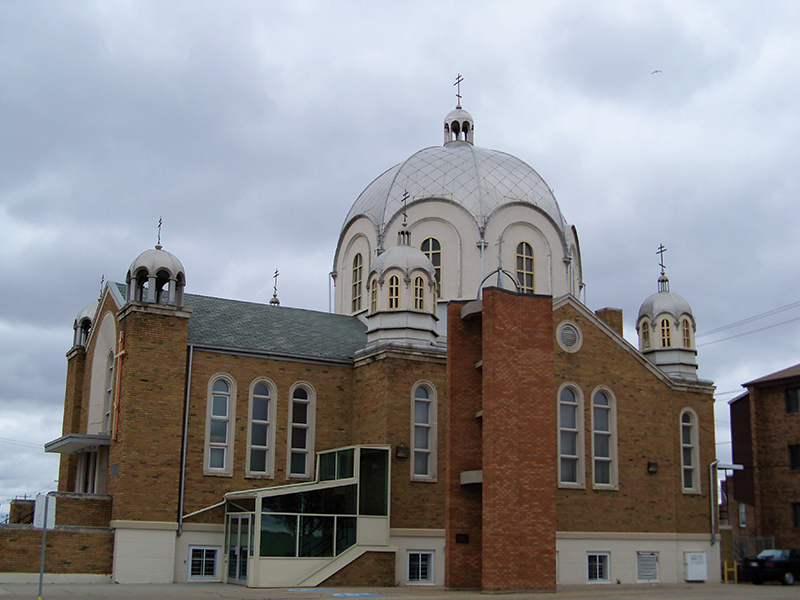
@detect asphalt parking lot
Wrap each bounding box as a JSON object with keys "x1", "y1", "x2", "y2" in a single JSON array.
[{"x1": 0, "y1": 582, "x2": 797, "y2": 600}]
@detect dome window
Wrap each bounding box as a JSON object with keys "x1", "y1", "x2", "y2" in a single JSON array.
[
  {"x1": 660, "y1": 318, "x2": 672, "y2": 348},
  {"x1": 352, "y1": 254, "x2": 363, "y2": 313},
  {"x1": 414, "y1": 276, "x2": 425, "y2": 311},
  {"x1": 420, "y1": 238, "x2": 442, "y2": 298},
  {"x1": 682, "y1": 319, "x2": 692, "y2": 348},
  {"x1": 370, "y1": 279, "x2": 377, "y2": 313},
  {"x1": 388, "y1": 275, "x2": 400, "y2": 309},
  {"x1": 640, "y1": 319, "x2": 651, "y2": 351},
  {"x1": 516, "y1": 242, "x2": 534, "y2": 294}
]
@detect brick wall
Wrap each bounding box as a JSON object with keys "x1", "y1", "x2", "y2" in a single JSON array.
[
  {"x1": 322, "y1": 551, "x2": 395, "y2": 586},
  {"x1": 8, "y1": 500, "x2": 34, "y2": 525},
  {"x1": 750, "y1": 380, "x2": 800, "y2": 547},
  {"x1": 0, "y1": 526, "x2": 113, "y2": 574},
  {"x1": 554, "y1": 302, "x2": 715, "y2": 537},
  {"x1": 52, "y1": 494, "x2": 112, "y2": 528}
]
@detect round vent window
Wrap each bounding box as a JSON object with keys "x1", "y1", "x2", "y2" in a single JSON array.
[{"x1": 557, "y1": 321, "x2": 582, "y2": 353}]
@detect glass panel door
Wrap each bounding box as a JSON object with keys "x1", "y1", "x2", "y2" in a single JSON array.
[{"x1": 226, "y1": 514, "x2": 250, "y2": 585}]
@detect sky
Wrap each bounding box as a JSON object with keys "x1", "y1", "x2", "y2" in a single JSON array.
[{"x1": 2, "y1": 0, "x2": 800, "y2": 511}]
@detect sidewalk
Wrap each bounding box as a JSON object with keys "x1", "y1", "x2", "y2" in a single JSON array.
[{"x1": 0, "y1": 582, "x2": 796, "y2": 600}]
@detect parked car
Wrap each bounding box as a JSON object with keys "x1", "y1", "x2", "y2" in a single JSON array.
[{"x1": 744, "y1": 548, "x2": 800, "y2": 585}]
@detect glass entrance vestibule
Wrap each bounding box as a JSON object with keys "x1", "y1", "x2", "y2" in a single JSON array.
[{"x1": 223, "y1": 445, "x2": 390, "y2": 587}]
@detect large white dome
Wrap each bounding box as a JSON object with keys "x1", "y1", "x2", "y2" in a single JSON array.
[{"x1": 342, "y1": 143, "x2": 566, "y2": 238}]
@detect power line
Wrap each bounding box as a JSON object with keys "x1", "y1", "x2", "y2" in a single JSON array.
[
  {"x1": 0, "y1": 437, "x2": 42, "y2": 450},
  {"x1": 696, "y1": 314, "x2": 800, "y2": 347},
  {"x1": 696, "y1": 300, "x2": 800, "y2": 338}
]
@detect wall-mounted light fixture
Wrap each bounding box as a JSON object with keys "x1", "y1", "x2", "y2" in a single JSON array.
[
  {"x1": 647, "y1": 461, "x2": 659, "y2": 474},
  {"x1": 396, "y1": 444, "x2": 409, "y2": 459}
]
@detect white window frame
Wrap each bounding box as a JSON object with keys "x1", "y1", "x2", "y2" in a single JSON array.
[
  {"x1": 681, "y1": 318, "x2": 692, "y2": 348},
  {"x1": 680, "y1": 408, "x2": 700, "y2": 493},
  {"x1": 587, "y1": 552, "x2": 610, "y2": 583},
  {"x1": 246, "y1": 378, "x2": 277, "y2": 478},
  {"x1": 204, "y1": 374, "x2": 236, "y2": 476},
  {"x1": 515, "y1": 241, "x2": 534, "y2": 294},
  {"x1": 414, "y1": 276, "x2": 425, "y2": 311},
  {"x1": 591, "y1": 387, "x2": 617, "y2": 490},
  {"x1": 407, "y1": 550, "x2": 434, "y2": 584},
  {"x1": 287, "y1": 382, "x2": 315, "y2": 479},
  {"x1": 420, "y1": 237, "x2": 442, "y2": 298},
  {"x1": 388, "y1": 275, "x2": 399, "y2": 309},
  {"x1": 352, "y1": 253, "x2": 363, "y2": 313},
  {"x1": 188, "y1": 546, "x2": 220, "y2": 581},
  {"x1": 103, "y1": 349, "x2": 115, "y2": 433},
  {"x1": 411, "y1": 382, "x2": 437, "y2": 482},
  {"x1": 558, "y1": 383, "x2": 584, "y2": 488},
  {"x1": 640, "y1": 318, "x2": 651, "y2": 350}
]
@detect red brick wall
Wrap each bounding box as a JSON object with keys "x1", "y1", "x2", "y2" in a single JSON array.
[
  {"x1": 445, "y1": 299, "x2": 484, "y2": 590},
  {"x1": 8, "y1": 500, "x2": 34, "y2": 525},
  {"x1": 0, "y1": 526, "x2": 113, "y2": 574},
  {"x1": 749, "y1": 380, "x2": 800, "y2": 547},
  {"x1": 446, "y1": 289, "x2": 557, "y2": 592}
]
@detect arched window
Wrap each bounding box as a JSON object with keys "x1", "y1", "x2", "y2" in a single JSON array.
[
  {"x1": 103, "y1": 349, "x2": 114, "y2": 433},
  {"x1": 592, "y1": 389, "x2": 617, "y2": 488},
  {"x1": 660, "y1": 318, "x2": 672, "y2": 348},
  {"x1": 351, "y1": 254, "x2": 363, "y2": 312},
  {"x1": 681, "y1": 409, "x2": 700, "y2": 492},
  {"x1": 421, "y1": 238, "x2": 442, "y2": 298},
  {"x1": 388, "y1": 275, "x2": 399, "y2": 309},
  {"x1": 682, "y1": 319, "x2": 692, "y2": 348},
  {"x1": 248, "y1": 380, "x2": 276, "y2": 477},
  {"x1": 559, "y1": 385, "x2": 583, "y2": 486},
  {"x1": 206, "y1": 376, "x2": 235, "y2": 475},
  {"x1": 640, "y1": 320, "x2": 650, "y2": 350},
  {"x1": 414, "y1": 276, "x2": 425, "y2": 310},
  {"x1": 412, "y1": 382, "x2": 437, "y2": 480},
  {"x1": 288, "y1": 384, "x2": 315, "y2": 478},
  {"x1": 516, "y1": 242, "x2": 534, "y2": 294},
  {"x1": 370, "y1": 279, "x2": 377, "y2": 313}
]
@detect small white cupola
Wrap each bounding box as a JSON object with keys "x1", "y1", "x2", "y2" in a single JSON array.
[
  {"x1": 126, "y1": 244, "x2": 186, "y2": 307},
  {"x1": 363, "y1": 228, "x2": 439, "y2": 349},
  {"x1": 72, "y1": 301, "x2": 98, "y2": 348},
  {"x1": 636, "y1": 248, "x2": 697, "y2": 380},
  {"x1": 444, "y1": 106, "x2": 474, "y2": 145}
]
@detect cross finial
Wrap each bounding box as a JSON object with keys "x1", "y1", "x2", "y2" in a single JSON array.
[
  {"x1": 157, "y1": 217, "x2": 163, "y2": 249},
  {"x1": 401, "y1": 190, "x2": 409, "y2": 227},
  {"x1": 656, "y1": 244, "x2": 667, "y2": 275},
  {"x1": 454, "y1": 74, "x2": 464, "y2": 108},
  {"x1": 99, "y1": 274, "x2": 105, "y2": 299},
  {"x1": 270, "y1": 269, "x2": 280, "y2": 305}
]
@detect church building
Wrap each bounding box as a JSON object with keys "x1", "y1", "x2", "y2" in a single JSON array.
[{"x1": 36, "y1": 101, "x2": 718, "y2": 590}]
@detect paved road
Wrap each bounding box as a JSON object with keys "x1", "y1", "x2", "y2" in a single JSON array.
[{"x1": 0, "y1": 582, "x2": 797, "y2": 600}]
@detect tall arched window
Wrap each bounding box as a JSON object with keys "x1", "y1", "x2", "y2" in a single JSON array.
[
  {"x1": 206, "y1": 376, "x2": 235, "y2": 475},
  {"x1": 288, "y1": 384, "x2": 315, "y2": 478},
  {"x1": 558, "y1": 385, "x2": 583, "y2": 486},
  {"x1": 388, "y1": 275, "x2": 399, "y2": 309},
  {"x1": 681, "y1": 409, "x2": 700, "y2": 492},
  {"x1": 516, "y1": 242, "x2": 534, "y2": 294},
  {"x1": 682, "y1": 319, "x2": 692, "y2": 348},
  {"x1": 412, "y1": 382, "x2": 437, "y2": 480},
  {"x1": 103, "y1": 349, "x2": 115, "y2": 433},
  {"x1": 592, "y1": 389, "x2": 617, "y2": 488},
  {"x1": 660, "y1": 318, "x2": 672, "y2": 348},
  {"x1": 640, "y1": 320, "x2": 650, "y2": 350},
  {"x1": 421, "y1": 238, "x2": 442, "y2": 298},
  {"x1": 351, "y1": 254, "x2": 363, "y2": 312},
  {"x1": 414, "y1": 276, "x2": 425, "y2": 310},
  {"x1": 370, "y1": 279, "x2": 377, "y2": 312},
  {"x1": 248, "y1": 380, "x2": 276, "y2": 477}
]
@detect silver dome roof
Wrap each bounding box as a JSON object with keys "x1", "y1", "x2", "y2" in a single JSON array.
[
  {"x1": 638, "y1": 289, "x2": 694, "y2": 323},
  {"x1": 342, "y1": 143, "x2": 566, "y2": 235},
  {"x1": 127, "y1": 245, "x2": 185, "y2": 280},
  {"x1": 370, "y1": 243, "x2": 436, "y2": 280}
]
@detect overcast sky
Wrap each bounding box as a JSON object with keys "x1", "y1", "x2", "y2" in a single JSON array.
[{"x1": 2, "y1": 0, "x2": 799, "y2": 510}]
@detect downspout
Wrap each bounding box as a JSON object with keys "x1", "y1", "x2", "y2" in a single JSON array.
[
  {"x1": 178, "y1": 344, "x2": 194, "y2": 537},
  {"x1": 709, "y1": 460, "x2": 719, "y2": 545}
]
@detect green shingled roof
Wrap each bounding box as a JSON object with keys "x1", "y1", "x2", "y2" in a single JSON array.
[{"x1": 114, "y1": 283, "x2": 366, "y2": 362}]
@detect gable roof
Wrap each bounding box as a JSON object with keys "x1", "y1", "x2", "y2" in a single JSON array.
[
  {"x1": 113, "y1": 283, "x2": 367, "y2": 363},
  {"x1": 744, "y1": 362, "x2": 800, "y2": 387}
]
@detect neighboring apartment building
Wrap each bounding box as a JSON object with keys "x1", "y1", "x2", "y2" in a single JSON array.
[
  {"x1": 13, "y1": 103, "x2": 718, "y2": 590},
  {"x1": 730, "y1": 363, "x2": 800, "y2": 549}
]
